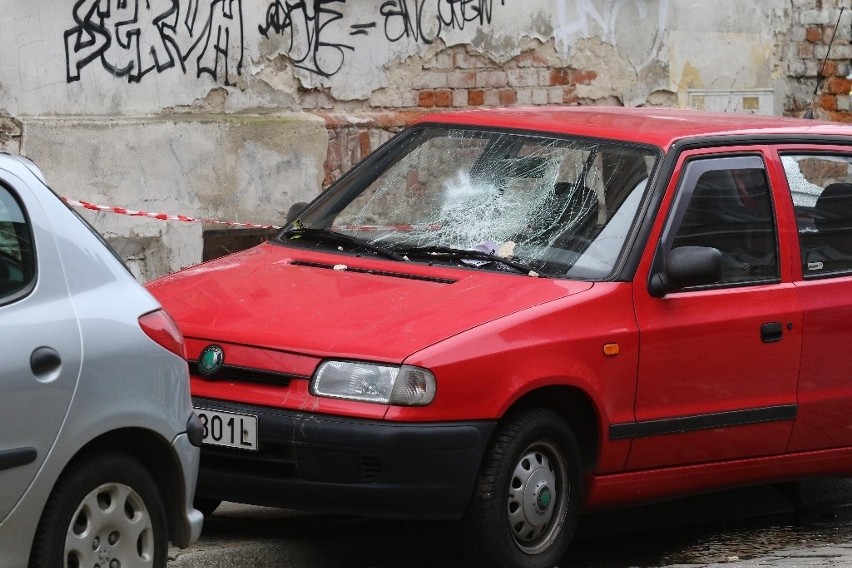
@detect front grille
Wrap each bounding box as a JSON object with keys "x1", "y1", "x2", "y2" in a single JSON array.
[{"x1": 189, "y1": 361, "x2": 297, "y2": 386}]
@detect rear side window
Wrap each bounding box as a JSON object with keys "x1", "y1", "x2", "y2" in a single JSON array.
[
  {"x1": 667, "y1": 157, "x2": 779, "y2": 285},
  {"x1": 782, "y1": 154, "x2": 852, "y2": 278},
  {"x1": 0, "y1": 185, "x2": 35, "y2": 301}
]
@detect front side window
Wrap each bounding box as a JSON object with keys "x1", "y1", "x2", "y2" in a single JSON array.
[
  {"x1": 279, "y1": 127, "x2": 659, "y2": 279},
  {"x1": 0, "y1": 185, "x2": 35, "y2": 301},
  {"x1": 781, "y1": 154, "x2": 852, "y2": 278},
  {"x1": 666, "y1": 157, "x2": 779, "y2": 285}
]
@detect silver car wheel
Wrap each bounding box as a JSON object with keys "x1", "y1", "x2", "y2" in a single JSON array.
[
  {"x1": 506, "y1": 440, "x2": 569, "y2": 556},
  {"x1": 64, "y1": 482, "x2": 155, "y2": 568}
]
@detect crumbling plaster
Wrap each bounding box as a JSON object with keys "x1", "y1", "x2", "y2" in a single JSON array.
[{"x1": 0, "y1": 0, "x2": 808, "y2": 280}]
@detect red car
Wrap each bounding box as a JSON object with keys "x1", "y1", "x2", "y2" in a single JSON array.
[{"x1": 148, "y1": 107, "x2": 852, "y2": 568}]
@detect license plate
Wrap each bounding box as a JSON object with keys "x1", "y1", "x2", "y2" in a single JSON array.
[{"x1": 194, "y1": 408, "x2": 258, "y2": 451}]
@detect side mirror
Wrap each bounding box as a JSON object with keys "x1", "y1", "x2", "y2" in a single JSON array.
[
  {"x1": 648, "y1": 246, "x2": 722, "y2": 298},
  {"x1": 285, "y1": 202, "x2": 309, "y2": 225}
]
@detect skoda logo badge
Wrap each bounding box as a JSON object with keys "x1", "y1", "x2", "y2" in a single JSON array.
[{"x1": 198, "y1": 345, "x2": 225, "y2": 376}]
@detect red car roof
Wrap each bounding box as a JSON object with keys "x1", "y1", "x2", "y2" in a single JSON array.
[{"x1": 415, "y1": 106, "x2": 852, "y2": 150}]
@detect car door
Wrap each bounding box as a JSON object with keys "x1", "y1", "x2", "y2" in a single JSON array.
[
  {"x1": 0, "y1": 171, "x2": 82, "y2": 521},
  {"x1": 778, "y1": 150, "x2": 852, "y2": 452},
  {"x1": 626, "y1": 152, "x2": 802, "y2": 470}
]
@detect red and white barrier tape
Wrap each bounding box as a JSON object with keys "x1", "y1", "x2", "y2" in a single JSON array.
[{"x1": 62, "y1": 197, "x2": 282, "y2": 230}]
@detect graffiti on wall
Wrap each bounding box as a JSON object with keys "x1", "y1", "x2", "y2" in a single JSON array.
[
  {"x1": 65, "y1": 0, "x2": 507, "y2": 82},
  {"x1": 256, "y1": 0, "x2": 505, "y2": 77},
  {"x1": 64, "y1": 0, "x2": 245, "y2": 84},
  {"x1": 258, "y1": 1, "x2": 352, "y2": 78},
  {"x1": 380, "y1": 0, "x2": 506, "y2": 44},
  {"x1": 64, "y1": 0, "x2": 667, "y2": 84}
]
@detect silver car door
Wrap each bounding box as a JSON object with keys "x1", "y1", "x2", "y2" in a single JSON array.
[{"x1": 0, "y1": 171, "x2": 82, "y2": 522}]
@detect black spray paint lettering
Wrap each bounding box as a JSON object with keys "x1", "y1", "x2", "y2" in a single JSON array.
[
  {"x1": 380, "y1": 0, "x2": 505, "y2": 44},
  {"x1": 258, "y1": 0, "x2": 353, "y2": 78},
  {"x1": 64, "y1": 0, "x2": 245, "y2": 85},
  {"x1": 65, "y1": 0, "x2": 509, "y2": 82}
]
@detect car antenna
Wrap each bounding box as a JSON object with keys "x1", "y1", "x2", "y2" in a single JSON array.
[{"x1": 804, "y1": 6, "x2": 845, "y2": 119}]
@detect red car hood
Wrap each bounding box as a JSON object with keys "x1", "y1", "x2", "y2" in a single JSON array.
[{"x1": 147, "y1": 243, "x2": 592, "y2": 362}]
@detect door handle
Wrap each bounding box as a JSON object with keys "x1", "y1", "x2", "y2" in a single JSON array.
[
  {"x1": 30, "y1": 346, "x2": 61, "y2": 379},
  {"x1": 760, "y1": 322, "x2": 783, "y2": 343}
]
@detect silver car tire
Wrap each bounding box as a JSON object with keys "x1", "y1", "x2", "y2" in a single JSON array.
[
  {"x1": 29, "y1": 451, "x2": 168, "y2": 568},
  {"x1": 463, "y1": 408, "x2": 582, "y2": 568}
]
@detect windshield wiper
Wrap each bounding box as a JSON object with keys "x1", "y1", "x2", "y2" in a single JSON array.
[
  {"x1": 283, "y1": 227, "x2": 407, "y2": 262},
  {"x1": 399, "y1": 246, "x2": 541, "y2": 277}
]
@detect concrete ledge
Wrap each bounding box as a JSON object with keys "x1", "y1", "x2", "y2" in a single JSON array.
[{"x1": 20, "y1": 114, "x2": 327, "y2": 280}]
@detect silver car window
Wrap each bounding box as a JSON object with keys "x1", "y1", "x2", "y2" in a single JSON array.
[{"x1": 0, "y1": 185, "x2": 35, "y2": 300}]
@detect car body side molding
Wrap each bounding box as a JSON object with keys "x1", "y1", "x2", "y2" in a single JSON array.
[{"x1": 609, "y1": 404, "x2": 798, "y2": 440}]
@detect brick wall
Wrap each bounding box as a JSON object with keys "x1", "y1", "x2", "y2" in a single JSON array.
[
  {"x1": 788, "y1": 3, "x2": 852, "y2": 120},
  {"x1": 308, "y1": 44, "x2": 597, "y2": 188},
  {"x1": 311, "y1": 2, "x2": 852, "y2": 190}
]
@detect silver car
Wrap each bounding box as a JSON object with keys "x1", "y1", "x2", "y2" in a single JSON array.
[{"x1": 0, "y1": 153, "x2": 203, "y2": 567}]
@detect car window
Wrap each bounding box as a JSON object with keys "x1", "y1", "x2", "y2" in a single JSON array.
[
  {"x1": 781, "y1": 154, "x2": 852, "y2": 278},
  {"x1": 0, "y1": 184, "x2": 35, "y2": 301},
  {"x1": 667, "y1": 157, "x2": 779, "y2": 285},
  {"x1": 284, "y1": 126, "x2": 659, "y2": 279}
]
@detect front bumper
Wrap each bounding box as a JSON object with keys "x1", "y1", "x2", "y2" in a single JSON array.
[
  {"x1": 170, "y1": 431, "x2": 204, "y2": 547},
  {"x1": 193, "y1": 397, "x2": 496, "y2": 520}
]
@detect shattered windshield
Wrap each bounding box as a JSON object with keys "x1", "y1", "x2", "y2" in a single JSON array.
[{"x1": 279, "y1": 126, "x2": 659, "y2": 279}]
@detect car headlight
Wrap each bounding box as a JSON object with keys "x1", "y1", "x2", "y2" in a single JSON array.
[{"x1": 311, "y1": 360, "x2": 436, "y2": 406}]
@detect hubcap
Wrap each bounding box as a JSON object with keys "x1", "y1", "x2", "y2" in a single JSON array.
[
  {"x1": 506, "y1": 440, "x2": 569, "y2": 555},
  {"x1": 536, "y1": 483, "x2": 552, "y2": 511},
  {"x1": 64, "y1": 482, "x2": 155, "y2": 568}
]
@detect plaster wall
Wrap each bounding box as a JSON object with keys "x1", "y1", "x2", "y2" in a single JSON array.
[{"x1": 0, "y1": 0, "x2": 821, "y2": 280}]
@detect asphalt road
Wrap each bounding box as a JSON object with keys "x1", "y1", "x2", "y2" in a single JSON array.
[{"x1": 169, "y1": 477, "x2": 852, "y2": 567}]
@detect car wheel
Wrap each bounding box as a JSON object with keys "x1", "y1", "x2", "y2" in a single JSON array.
[
  {"x1": 29, "y1": 451, "x2": 168, "y2": 568},
  {"x1": 193, "y1": 497, "x2": 222, "y2": 517},
  {"x1": 463, "y1": 408, "x2": 582, "y2": 568}
]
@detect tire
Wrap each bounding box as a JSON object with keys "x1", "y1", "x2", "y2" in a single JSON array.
[
  {"x1": 463, "y1": 408, "x2": 582, "y2": 568},
  {"x1": 29, "y1": 451, "x2": 168, "y2": 568},
  {"x1": 193, "y1": 497, "x2": 222, "y2": 517}
]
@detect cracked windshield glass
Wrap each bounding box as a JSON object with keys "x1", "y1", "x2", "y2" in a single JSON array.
[{"x1": 283, "y1": 127, "x2": 659, "y2": 279}]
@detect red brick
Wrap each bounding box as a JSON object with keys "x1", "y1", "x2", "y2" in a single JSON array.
[
  {"x1": 805, "y1": 26, "x2": 823, "y2": 43},
  {"x1": 571, "y1": 70, "x2": 598, "y2": 85},
  {"x1": 799, "y1": 43, "x2": 815, "y2": 59},
  {"x1": 826, "y1": 76, "x2": 852, "y2": 94},
  {"x1": 359, "y1": 131, "x2": 371, "y2": 158},
  {"x1": 498, "y1": 88, "x2": 517, "y2": 106},
  {"x1": 468, "y1": 89, "x2": 485, "y2": 106},
  {"x1": 563, "y1": 87, "x2": 578, "y2": 104},
  {"x1": 435, "y1": 89, "x2": 453, "y2": 107},
  {"x1": 550, "y1": 69, "x2": 571, "y2": 86},
  {"x1": 821, "y1": 60, "x2": 840, "y2": 77},
  {"x1": 817, "y1": 93, "x2": 838, "y2": 111},
  {"x1": 419, "y1": 90, "x2": 436, "y2": 107}
]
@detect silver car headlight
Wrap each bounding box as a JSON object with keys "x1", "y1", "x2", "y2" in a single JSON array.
[{"x1": 311, "y1": 360, "x2": 436, "y2": 406}]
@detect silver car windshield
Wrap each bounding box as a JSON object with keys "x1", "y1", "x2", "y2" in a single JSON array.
[{"x1": 284, "y1": 127, "x2": 659, "y2": 279}]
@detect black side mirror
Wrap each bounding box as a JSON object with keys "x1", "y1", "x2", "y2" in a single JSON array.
[
  {"x1": 285, "y1": 202, "x2": 309, "y2": 225},
  {"x1": 648, "y1": 246, "x2": 722, "y2": 298}
]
